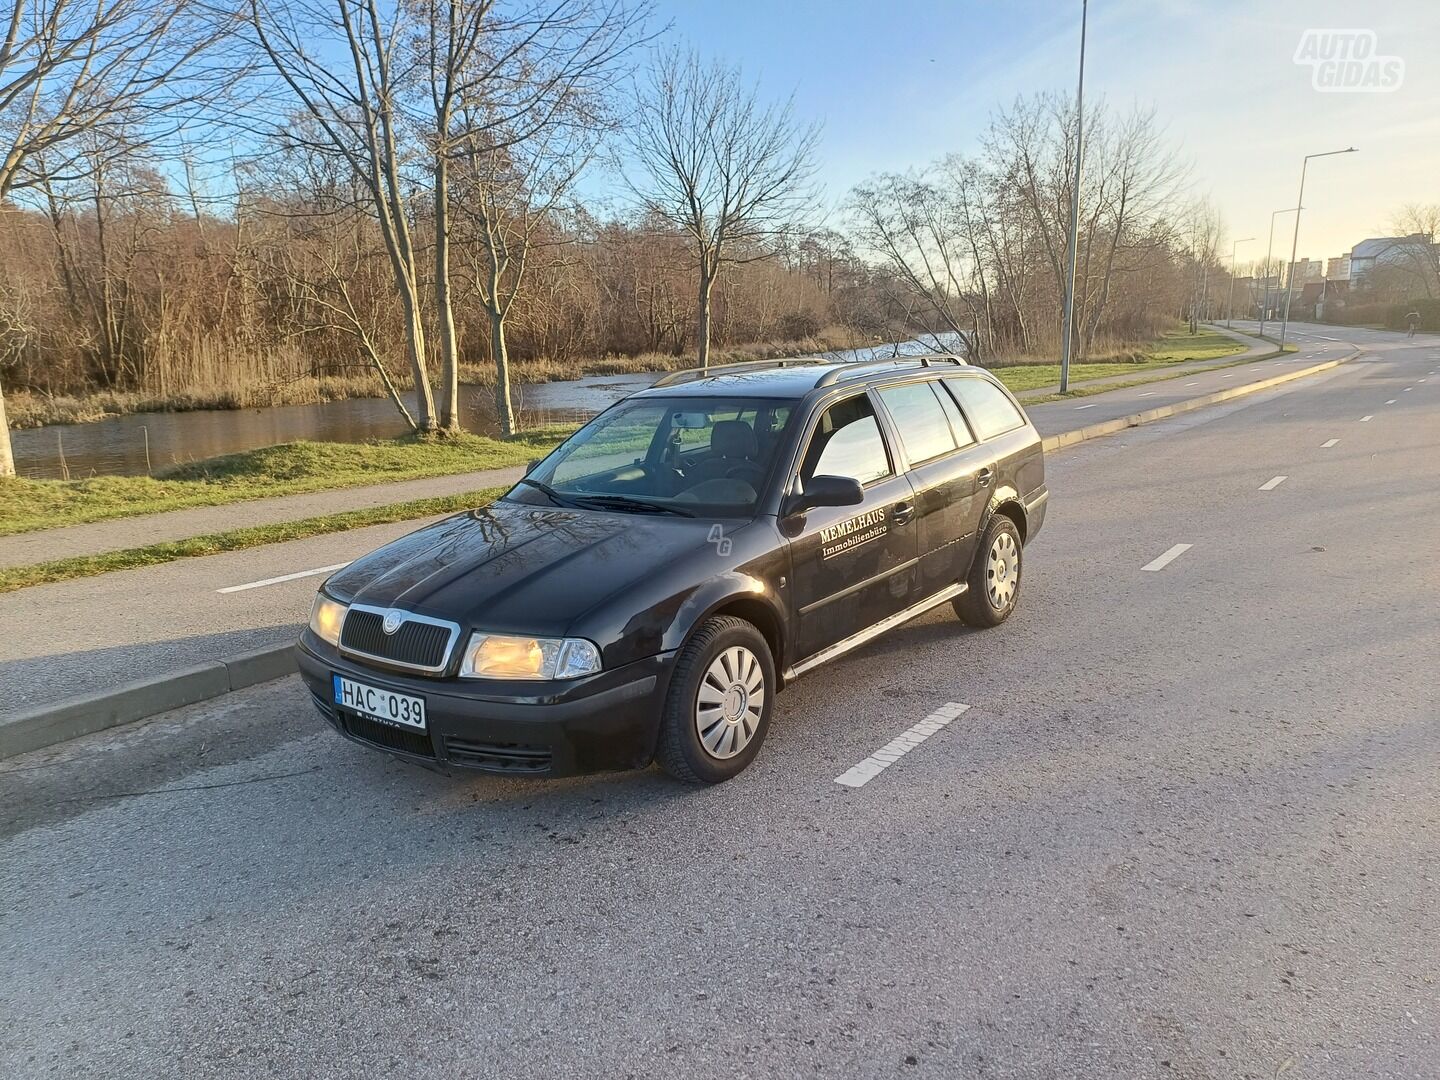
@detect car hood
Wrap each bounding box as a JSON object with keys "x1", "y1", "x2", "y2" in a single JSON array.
[{"x1": 324, "y1": 500, "x2": 719, "y2": 635}]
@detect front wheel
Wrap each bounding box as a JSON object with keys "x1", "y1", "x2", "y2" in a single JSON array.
[
  {"x1": 655, "y1": 616, "x2": 775, "y2": 784},
  {"x1": 954, "y1": 514, "x2": 1023, "y2": 628}
]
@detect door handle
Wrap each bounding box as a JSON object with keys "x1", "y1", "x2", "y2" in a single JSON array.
[
  {"x1": 892, "y1": 502, "x2": 915, "y2": 525},
  {"x1": 977, "y1": 467, "x2": 994, "y2": 488}
]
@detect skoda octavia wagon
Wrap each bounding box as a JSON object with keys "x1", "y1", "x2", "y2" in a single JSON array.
[{"x1": 297, "y1": 355, "x2": 1048, "y2": 783}]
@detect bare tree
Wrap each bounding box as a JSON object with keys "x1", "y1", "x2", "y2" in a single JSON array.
[
  {"x1": 1386, "y1": 203, "x2": 1440, "y2": 299},
  {"x1": 418, "y1": 0, "x2": 646, "y2": 434},
  {"x1": 247, "y1": 0, "x2": 439, "y2": 432},
  {"x1": 627, "y1": 49, "x2": 819, "y2": 371},
  {"x1": 0, "y1": 0, "x2": 223, "y2": 475}
]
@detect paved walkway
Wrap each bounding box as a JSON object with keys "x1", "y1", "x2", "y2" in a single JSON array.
[
  {"x1": 0, "y1": 464, "x2": 526, "y2": 570},
  {"x1": 0, "y1": 325, "x2": 1277, "y2": 572}
]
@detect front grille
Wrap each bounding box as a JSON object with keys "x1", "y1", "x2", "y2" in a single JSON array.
[
  {"x1": 444, "y1": 736, "x2": 552, "y2": 774},
  {"x1": 342, "y1": 711, "x2": 435, "y2": 758},
  {"x1": 340, "y1": 607, "x2": 456, "y2": 672}
]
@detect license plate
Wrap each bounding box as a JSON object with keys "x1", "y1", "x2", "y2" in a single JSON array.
[{"x1": 333, "y1": 674, "x2": 427, "y2": 731}]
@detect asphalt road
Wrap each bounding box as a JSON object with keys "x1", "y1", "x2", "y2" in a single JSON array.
[
  {"x1": 2, "y1": 324, "x2": 1438, "y2": 1079},
  {"x1": 0, "y1": 327, "x2": 1356, "y2": 714}
]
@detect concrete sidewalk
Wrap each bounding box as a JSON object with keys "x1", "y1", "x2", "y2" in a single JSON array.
[{"x1": 2, "y1": 325, "x2": 1277, "y2": 572}]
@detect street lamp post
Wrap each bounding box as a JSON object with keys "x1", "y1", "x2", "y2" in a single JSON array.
[
  {"x1": 1260, "y1": 207, "x2": 1300, "y2": 340},
  {"x1": 1226, "y1": 237, "x2": 1254, "y2": 328},
  {"x1": 1280, "y1": 147, "x2": 1358, "y2": 348},
  {"x1": 1058, "y1": 0, "x2": 1087, "y2": 393}
]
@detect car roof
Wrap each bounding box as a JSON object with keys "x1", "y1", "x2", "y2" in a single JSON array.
[{"x1": 636, "y1": 356, "x2": 974, "y2": 400}]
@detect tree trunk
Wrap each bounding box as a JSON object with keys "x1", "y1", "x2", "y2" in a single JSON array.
[
  {"x1": 491, "y1": 310, "x2": 516, "y2": 437},
  {"x1": 0, "y1": 379, "x2": 14, "y2": 478},
  {"x1": 434, "y1": 152, "x2": 461, "y2": 432},
  {"x1": 697, "y1": 264, "x2": 716, "y2": 372},
  {"x1": 400, "y1": 280, "x2": 437, "y2": 432}
]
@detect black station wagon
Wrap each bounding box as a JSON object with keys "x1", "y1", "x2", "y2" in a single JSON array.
[{"x1": 297, "y1": 356, "x2": 1049, "y2": 783}]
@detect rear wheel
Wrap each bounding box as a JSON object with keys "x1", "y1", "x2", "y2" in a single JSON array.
[
  {"x1": 656, "y1": 616, "x2": 775, "y2": 784},
  {"x1": 954, "y1": 514, "x2": 1023, "y2": 628}
]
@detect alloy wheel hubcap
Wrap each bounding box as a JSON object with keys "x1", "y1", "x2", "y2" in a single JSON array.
[
  {"x1": 696, "y1": 646, "x2": 765, "y2": 760},
  {"x1": 987, "y1": 532, "x2": 1019, "y2": 609}
]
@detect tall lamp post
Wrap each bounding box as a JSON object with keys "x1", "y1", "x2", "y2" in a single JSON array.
[
  {"x1": 1058, "y1": 0, "x2": 1087, "y2": 393},
  {"x1": 1280, "y1": 147, "x2": 1358, "y2": 347},
  {"x1": 1226, "y1": 237, "x2": 1254, "y2": 328},
  {"x1": 1260, "y1": 207, "x2": 1300, "y2": 340}
]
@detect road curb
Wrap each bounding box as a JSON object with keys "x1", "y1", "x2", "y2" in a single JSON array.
[
  {"x1": 1, "y1": 342, "x2": 1359, "y2": 762},
  {"x1": 0, "y1": 643, "x2": 298, "y2": 760},
  {"x1": 1039, "y1": 347, "x2": 1357, "y2": 456}
]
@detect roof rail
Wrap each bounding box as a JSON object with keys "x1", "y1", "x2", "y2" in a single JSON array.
[
  {"x1": 813, "y1": 354, "x2": 967, "y2": 387},
  {"x1": 650, "y1": 355, "x2": 833, "y2": 388}
]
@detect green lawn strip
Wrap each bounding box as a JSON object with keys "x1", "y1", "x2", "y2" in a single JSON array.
[
  {"x1": 1019, "y1": 344, "x2": 1296, "y2": 405},
  {"x1": 0, "y1": 431, "x2": 565, "y2": 537},
  {"x1": 0, "y1": 489, "x2": 505, "y2": 595},
  {"x1": 990, "y1": 328, "x2": 1246, "y2": 394}
]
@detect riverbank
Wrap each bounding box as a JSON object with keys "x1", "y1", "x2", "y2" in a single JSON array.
[
  {"x1": 5, "y1": 325, "x2": 1237, "y2": 431},
  {"x1": 0, "y1": 431, "x2": 562, "y2": 537},
  {"x1": 5, "y1": 330, "x2": 861, "y2": 430},
  {"x1": 3, "y1": 326, "x2": 1247, "y2": 535}
]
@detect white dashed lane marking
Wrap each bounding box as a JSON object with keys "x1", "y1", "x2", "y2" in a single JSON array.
[
  {"x1": 218, "y1": 562, "x2": 352, "y2": 594},
  {"x1": 1259, "y1": 475, "x2": 1288, "y2": 491},
  {"x1": 1386, "y1": 399, "x2": 1397, "y2": 404},
  {"x1": 1360, "y1": 415, "x2": 1373, "y2": 422},
  {"x1": 1074, "y1": 403, "x2": 1098, "y2": 410},
  {"x1": 1321, "y1": 439, "x2": 1339, "y2": 448},
  {"x1": 1403, "y1": 387, "x2": 1412, "y2": 392},
  {"x1": 834, "y1": 703, "x2": 970, "y2": 788},
  {"x1": 1141, "y1": 544, "x2": 1192, "y2": 572}
]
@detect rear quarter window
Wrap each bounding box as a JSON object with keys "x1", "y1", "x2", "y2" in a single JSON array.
[{"x1": 945, "y1": 377, "x2": 1026, "y2": 440}]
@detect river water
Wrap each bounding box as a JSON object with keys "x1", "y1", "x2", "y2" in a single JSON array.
[{"x1": 11, "y1": 335, "x2": 964, "y2": 480}]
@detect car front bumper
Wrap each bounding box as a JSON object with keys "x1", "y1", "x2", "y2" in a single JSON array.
[{"x1": 296, "y1": 634, "x2": 675, "y2": 778}]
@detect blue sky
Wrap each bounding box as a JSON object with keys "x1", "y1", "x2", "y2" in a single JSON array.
[{"x1": 654, "y1": 0, "x2": 1440, "y2": 263}]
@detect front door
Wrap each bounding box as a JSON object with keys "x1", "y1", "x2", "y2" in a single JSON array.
[{"x1": 786, "y1": 393, "x2": 919, "y2": 661}]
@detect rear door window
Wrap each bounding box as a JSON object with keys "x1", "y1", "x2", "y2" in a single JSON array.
[
  {"x1": 945, "y1": 377, "x2": 1026, "y2": 440},
  {"x1": 877, "y1": 382, "x2": 960, "y2": 464}
]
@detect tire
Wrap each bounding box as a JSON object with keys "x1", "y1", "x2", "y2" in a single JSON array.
[
  {"x1": 655, "y1": 616, "x2": 775, "y2": 784},
  {"x1": 953, "y1": 514, "x2": 1023, "y2": 628}
]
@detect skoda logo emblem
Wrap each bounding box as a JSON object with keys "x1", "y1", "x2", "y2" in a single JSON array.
[{"x1": 381, "y1": 610, "x2": 405, "y2": 635}]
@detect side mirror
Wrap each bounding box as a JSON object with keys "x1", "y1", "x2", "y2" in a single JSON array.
[
  {"x1": 785, "y1": 474, "x2": 864, "y2": 516},
  {"x1": 526, "y1": 458, "x2": 542, "y2": 473}
]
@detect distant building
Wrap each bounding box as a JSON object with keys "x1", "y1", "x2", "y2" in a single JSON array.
[
  {"x1": 1349, "y1": 236, "x2": 1419, "y2": 283},
  {"x1": 1326, "y1": 254, "x2": 1351, "y2": 281},
  {"x1": 1286, "y1": 258, "x2": 1324, "y2": 287}
]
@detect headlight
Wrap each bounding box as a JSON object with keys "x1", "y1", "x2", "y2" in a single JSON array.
[
  {"x1": 458, "y1": 633, "x2": 601, "y2": 680},
  {"x1": 309, "y1": 594, "x2": 348, "y2": 647}
]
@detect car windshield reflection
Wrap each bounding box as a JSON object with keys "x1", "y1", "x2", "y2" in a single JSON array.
[{"x1": 510, "y1": 396, "x2": 797, "y2": 517}]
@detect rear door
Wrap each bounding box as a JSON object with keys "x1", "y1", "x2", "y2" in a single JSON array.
[
  {"x1": 873, "y1": 379, "x2": 988, "y2": 594},
  {"x1": 943, "y1": 373, "x2": 1042, "y2": 525},
  {"x1": 786, "y1": 393, "x2": 919, "y2": 661}
]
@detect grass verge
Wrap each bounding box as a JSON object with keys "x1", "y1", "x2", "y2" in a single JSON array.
[
  {"x1": 0, "y1": 432, "x2": 563, "y2": 537},
  {"x1": 0, "y1": 489, "x2": 504, "y2": 594},
  {"x1": 1018, "y1": 343, "x2": 1296, "y2": 405},
  {"x1": 990, "y1": 328, "x2": 1247, "y2": 393}
]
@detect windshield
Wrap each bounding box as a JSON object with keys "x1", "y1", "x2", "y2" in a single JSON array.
[{"x1": 510, "y1": 396, "x2": 797, "y2": 517}]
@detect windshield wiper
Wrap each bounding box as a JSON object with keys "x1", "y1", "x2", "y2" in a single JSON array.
[
  {"x1": 572, "y1": 494, "x2": 697, "y2": 517},
  {"x1": 515, "y1": 477, "x2": 582, "y2": 508}
]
